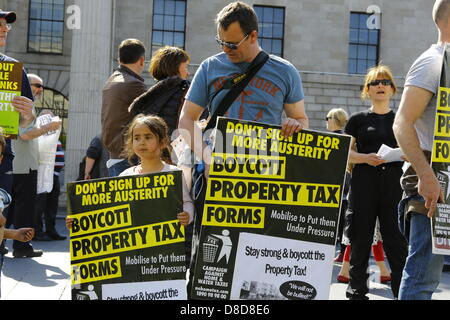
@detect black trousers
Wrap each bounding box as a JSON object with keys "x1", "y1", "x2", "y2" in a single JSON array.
[
  {"x1": 8, "y1": 170, "x2": 37, "y2": 250},
  {"x1": 346, "y1": 164, "x2": 408, "y2": 299},
  {"x1": 34, "y1": 174, "x2": 60, "y2": 234}
]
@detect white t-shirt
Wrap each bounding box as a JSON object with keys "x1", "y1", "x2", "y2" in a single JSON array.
[
  {"x1": 119, "y1": 163, "x2": 194, "y2": 223},
  {"x1": 404, "y1": 43, "x2": 445, "y2": 152}
]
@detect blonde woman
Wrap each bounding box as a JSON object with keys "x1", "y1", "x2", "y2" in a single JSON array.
[
  {"x1": 326, "y1": 108, "x2": 348, "y2": 134},
  {"x1": 344, "y1": 65, "x2": 408, "y2": 300},
  {"x1": 326, "y1": 108, "x2": 349, "y2": 263}
]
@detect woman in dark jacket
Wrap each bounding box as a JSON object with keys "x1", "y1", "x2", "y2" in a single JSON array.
[{"x1": 129, "y1": 46, "x2": 190, "y2": 138}]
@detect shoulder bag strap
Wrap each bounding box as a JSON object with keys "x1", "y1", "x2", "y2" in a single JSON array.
[{"x1": 204, "y1": 50, "x2": 269, "y2": 132}]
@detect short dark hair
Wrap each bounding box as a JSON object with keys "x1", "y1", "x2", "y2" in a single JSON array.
[
  {"x1": 433, "y1": 0, "x2": 450, "y2": 25},
  {"x1": 149, "y1": 46, "x2": 190, "y2": 81},
  {"x1": 119, "y1": 39, "x2": 146, "y2": 64},
  {"x1": 215, "y1": 1, "x2": 259, "y2": 35}
]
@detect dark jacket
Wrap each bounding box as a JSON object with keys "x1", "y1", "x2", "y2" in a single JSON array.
[
  {"x1": 101, "y1": 65, "x2": 147, "y2": 159},
  {"x1": 129, "y1": 76, "x2": 189, "y2": 137}
]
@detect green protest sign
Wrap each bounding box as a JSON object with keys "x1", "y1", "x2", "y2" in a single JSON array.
[{"x1": 0, "y1": 61, "x2": 22, "y2": 137}]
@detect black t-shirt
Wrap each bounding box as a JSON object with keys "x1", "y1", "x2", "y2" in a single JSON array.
[{"x1": 344, "y1": 109, "x2": 398, "y2": 154}]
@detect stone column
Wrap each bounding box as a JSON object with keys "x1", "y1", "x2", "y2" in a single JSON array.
[{"x1": 65, "y1": 0, "x2": 113, "y2": 183}]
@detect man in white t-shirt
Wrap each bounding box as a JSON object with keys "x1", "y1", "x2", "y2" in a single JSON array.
[{"x1": 393, "y1": 0, "x2": 449, "y2": 300}]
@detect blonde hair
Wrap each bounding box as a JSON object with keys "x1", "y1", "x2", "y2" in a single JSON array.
[
  {"x1": 327, "y1": 108, "x2": 349, "y2": 129},
  {"x1": 123, "y1": 114, "x2": 172, "y2": 164},
  {"x1": 361, "y1": 65, "x2": 397, "y2": 100}
]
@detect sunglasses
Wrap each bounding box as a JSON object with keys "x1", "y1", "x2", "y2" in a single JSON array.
[
  {"x1": 31, "y1": 83, "x2": 44, "y2": 88},
  {"x1": 215, "y1": 34, "x2": 249, "y2": 50},
  {"x1": 326, "y1": 116, "x2": 332, "y2": 121},
  {"x1": 368, "y1": 79, "x2": 392, "y2": 87}
]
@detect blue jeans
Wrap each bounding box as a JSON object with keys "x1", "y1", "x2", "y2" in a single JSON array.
[
  {"x1": 445, "y1": 255, "x2": 450, "y2": 265},
  {"x1": 398, "y1": 195, "x2": 444, "y2": 300},
  {"x1": 107, "y1": 159, "x2": 131, "y2": 177}
]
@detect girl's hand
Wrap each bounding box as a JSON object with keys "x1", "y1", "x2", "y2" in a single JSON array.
[
  {"x1": 177, "y1": 212, "x2": 190, "y2": 226},
  {"x1": 66, "y1": 217, "x2": 74, "y2": 230}
]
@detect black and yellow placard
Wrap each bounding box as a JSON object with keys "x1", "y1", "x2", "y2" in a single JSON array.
[
  {"x1": 431, "y1": 45, "x2": 450, "y2": 255},
  {"x1": 67, "y1": 172, "x2": 187, "y2": 299},
  {"x1": 0, "y1": 61, "x2": 22, "y2": 137},
  {"x1": 191, "y1": 117, "x2": 351, "y2": 300}
]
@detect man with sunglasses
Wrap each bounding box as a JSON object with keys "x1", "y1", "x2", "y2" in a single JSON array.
[
  {"x1": 178, "y1": 1, "x2": 308, "y2": 297},
  {"x1": 23, "y1": 74, "x2": 62, "y2": 242},
  {"x1": 28, "y1": 74, "x2": 44, "y2": 100},
  {"x1": 0, "y1": 9, "x2": 43, "y2": 258},
  {"x1": 179, "y1": 1, "x2": 308, "y2": 172}
]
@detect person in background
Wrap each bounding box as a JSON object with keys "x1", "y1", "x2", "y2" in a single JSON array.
[
  {"x1": 0, "y1": 11, "x2": 58, "y2": 258},
  {"x1": 34, "y1": 139, "x2": 65, "y2": 241},
  {"x1": 129, "y1": 46, "x2": 191, "y2": 138},
  {"x1": 325, "y1": 108, "x2": 349, "y2": 263},
  {"x1": 344, "y1": 65, "x2": 408, "y2": 300},
  {"x1": 101, "y1": 39, "x2": 147, "y2": 177},
  {"x1": 82, "y1": 134, "x2": 109, "y2": 180}
]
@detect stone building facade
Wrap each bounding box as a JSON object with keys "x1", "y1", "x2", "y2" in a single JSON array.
[{"x1": 1, "y1": 0, "x2": 439, "y2": 183}]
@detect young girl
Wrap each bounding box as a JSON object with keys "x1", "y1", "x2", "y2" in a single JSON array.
[
  {"x1": 67, "y1": 115, "x2": 193, "y2": 230},
  {"x1": 119, "y1": 114, "x2": 193, "y2": 225}
]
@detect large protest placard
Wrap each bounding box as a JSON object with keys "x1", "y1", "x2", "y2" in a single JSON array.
[
  {"x1": 0, "y1": 61, "x2": 22, "y2": 138},
  {"x1": 191, "y1": 117, "x2": 351, "y2": 300},
  {"x1": 431, "y1": 44, "x2": 450, "y2": 255},
  {"x1": 67, "y1": 172, "x2": 188, "y2": 300}
]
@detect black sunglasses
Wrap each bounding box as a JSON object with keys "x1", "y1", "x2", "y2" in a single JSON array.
[
  {"x1": 368, "y1": 79, "x2": 392, "y2": 87},
  {"x1": 215, "y1": 34, "x2": 249, "y2": 50},
  {"x1": 31, "y1": 83, "x2": 44, "y2": 88},
  {"x1": 326, "y1": 116, "x2": 332, "y2": 121}
]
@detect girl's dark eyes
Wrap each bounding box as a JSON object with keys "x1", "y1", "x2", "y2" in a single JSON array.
[{"x1": 134, "y1": 135, "x2": 154, "y2": 140}]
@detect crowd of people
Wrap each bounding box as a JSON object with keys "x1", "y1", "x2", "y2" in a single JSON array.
[{"x1": 2, "y1": 0, "x2": 450, "y2": 300}]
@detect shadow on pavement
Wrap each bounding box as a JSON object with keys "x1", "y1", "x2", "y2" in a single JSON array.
[{"x1": 2, "y1": 256, "x2": 68, "y2": 287}]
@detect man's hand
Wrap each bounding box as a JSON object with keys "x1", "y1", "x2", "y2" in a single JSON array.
[
  {"x1": 12, "y1": 96, "x2": 34, "y2": 127},
  {"x1": 418, "y1": 172, "x2": 444, "y2": 217},
  {"x1": 365, "y1": 153, "x2": 387, "y2": 167},
  {"x1": 14, "y1": 228, "x2": 35, "y2": 242},
  {"x1": 281, "y1": 117, "x2": 304, "y2": 137},
  {"x1": 43, "y1": 119, "x2": 61, "y2": 132}
]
